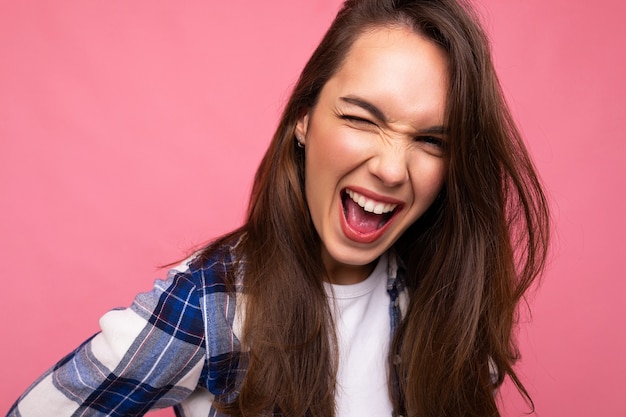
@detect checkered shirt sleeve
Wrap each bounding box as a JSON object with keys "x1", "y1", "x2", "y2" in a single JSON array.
[{"x1": 7, "y1": 248, "x2": 244, "y2": 417}]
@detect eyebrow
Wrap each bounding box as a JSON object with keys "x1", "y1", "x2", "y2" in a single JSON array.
[
  {"x1": 339, "y1": 95, "x2": 448, "y2": 135},
  {"x1": 417, "y1": 125, "x2": 448, "y2": 135},
  {"x1": 340, "y1": 96, "x2": 388, "y2": 123}
]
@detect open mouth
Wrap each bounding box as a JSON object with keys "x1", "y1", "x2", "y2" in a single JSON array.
[{"x1": 341, "y1": 188, "x2": 400, "y2": 237}]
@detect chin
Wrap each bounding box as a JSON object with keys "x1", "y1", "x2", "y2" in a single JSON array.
[{"x1": 326, "y1": 242, "x2": 386, "y2": 266}]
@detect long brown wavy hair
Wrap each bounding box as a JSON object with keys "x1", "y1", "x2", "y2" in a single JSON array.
[{"x1": 200, "y1": 0, "x2": 550, "y2": 416}]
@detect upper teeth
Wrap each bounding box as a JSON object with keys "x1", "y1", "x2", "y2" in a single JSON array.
[{"x1": 346, "y1": 189, "x2": 398, "y2": 214}]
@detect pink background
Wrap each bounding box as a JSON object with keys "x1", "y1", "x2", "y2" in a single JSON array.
[{"x1": 1, "y1": 1, "x2": 624, "y2": 416}]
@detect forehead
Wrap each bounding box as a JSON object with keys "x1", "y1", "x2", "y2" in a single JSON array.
[{"x1": 321, "y1": 26, "x2": 449, "y2": 123}]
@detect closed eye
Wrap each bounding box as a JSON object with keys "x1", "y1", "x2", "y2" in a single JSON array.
[{"x1": 339, "y1": 114, "x2": 377, "y2": 126}]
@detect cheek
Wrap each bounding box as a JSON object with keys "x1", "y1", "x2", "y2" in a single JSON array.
[
  {"x1": 409, "y1": 158, "x2": 447, "y2": 199},
  {"x1": 307, "y1": 127, "x2": 371, "y2": 173}
]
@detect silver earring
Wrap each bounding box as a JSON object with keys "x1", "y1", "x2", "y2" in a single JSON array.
[{"x1": 296, "y1": 135, "x2": 305, "y2": 148}]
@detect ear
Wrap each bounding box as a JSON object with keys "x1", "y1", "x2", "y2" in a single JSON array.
[{"x1": 295, "y1": 110, "x2": 310, "y2": 145}]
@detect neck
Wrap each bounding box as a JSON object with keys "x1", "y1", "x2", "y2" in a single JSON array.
[{"x1": 321, "y1": 251, "x2": 377, "y2": 285}]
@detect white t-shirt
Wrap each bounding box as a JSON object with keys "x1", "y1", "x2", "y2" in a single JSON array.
[{"x1": 325, "y1": 254, "x2": 393, "y2": 417}]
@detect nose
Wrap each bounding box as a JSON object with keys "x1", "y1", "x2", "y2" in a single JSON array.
[{"x1": 368, "y1": 142, "x2": 410, "y2": 187}]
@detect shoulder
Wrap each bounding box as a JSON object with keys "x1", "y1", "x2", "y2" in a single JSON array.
[
  {"x1": 170, "y1": 237, "x2": 245, "y2": 294},
  {"x1": 129, "y1": 239, "x2": 244, "y2": 337}
]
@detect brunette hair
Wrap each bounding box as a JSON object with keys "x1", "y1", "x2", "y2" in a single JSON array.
[{"x1": 202, "y1": 0, "x2": 550, "y2": 416}]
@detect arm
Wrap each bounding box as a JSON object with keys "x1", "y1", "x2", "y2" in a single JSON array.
[{"x1": 7, "y1": 269, "x2": 207, "y2": 417}]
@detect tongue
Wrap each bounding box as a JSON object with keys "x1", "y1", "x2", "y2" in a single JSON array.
[{"x1": 345, "y1": 197, "x2": 382, "y2": 234}]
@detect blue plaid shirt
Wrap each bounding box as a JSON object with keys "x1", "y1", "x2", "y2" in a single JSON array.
[{"x1": 7, "y1": 243, "x2": 407, "y2": 417}]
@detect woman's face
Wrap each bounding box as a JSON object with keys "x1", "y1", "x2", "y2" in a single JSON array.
[{"x1": 295, "y1": 26, "x2": 449, "y2": 284}]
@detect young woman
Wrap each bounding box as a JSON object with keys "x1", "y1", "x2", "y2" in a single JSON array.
[{"x1": 8, "y1": 0, "x2": 549, "y2": 416}]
